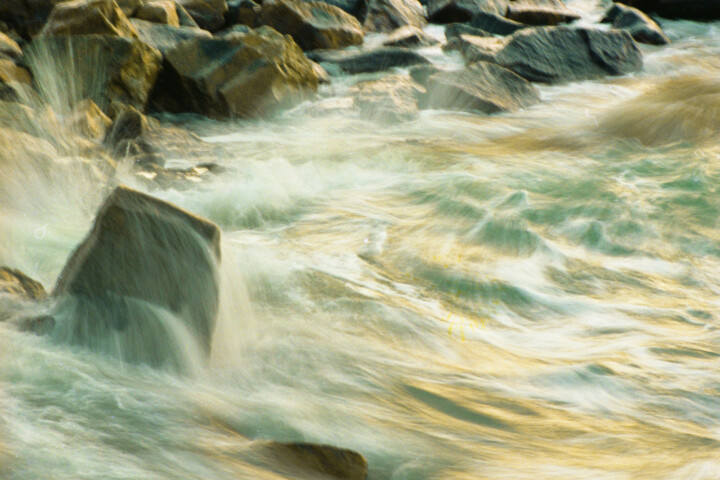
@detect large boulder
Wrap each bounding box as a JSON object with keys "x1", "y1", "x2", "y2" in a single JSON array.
[
  {"x1": 363, "y1": 0, "x2": 426, "y2": 33},
  {"x1": 24, "y1": 35, "x2": 162, "y2": 114},
  {"x1": 602, "y1": 3, "x2": 669, "y2": 45},
  {"x1": 40, "y1": 0, "x2": 140, "y2": 38},
  {"x1": 454, "y1": 26, "x2": 643, "y2": 84},
  {"x1": 53, "y1": 186, "x2": 221, "y2": 358},
  {"x1": 176, "y1": 0, "x2": 228, "y2": 31},
  {"x1": 0, "y1": 267, "x2": 47, "y2": 301},
  {"x1": 258, "y1": 0, "x2": 363, "y2": 51},
  {"x1": 505, "y1": 0, "x2": 579, "y2": 26},
  {"x1": 308, "y1": 46, "x2": 430, "y2": 74},
  {"x1": 149, "y1": 26, "x2": 319, "y2": 118},
  {"x1": 423, "y1": 61, "x2": 539, "y2": 113},
  {"x1": 130, "y1": 18, "x2": 212, "y2": 55},
  {"x1": 426, "y1": 0, "x2": 506, "y2": 24}
]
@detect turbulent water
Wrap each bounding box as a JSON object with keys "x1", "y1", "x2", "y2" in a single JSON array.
[{"x1": 2, "y1": 1, "x2": 720, "y2": 478}]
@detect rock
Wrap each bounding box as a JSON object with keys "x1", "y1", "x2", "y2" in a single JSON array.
[
  {"x1": 136, "y1": 1, "x2": 181, "y2": 26},
  {"x1": 40, "y1": 0, "x2": 139, "y2": 38},
  {"x1": 0, "y1": 267, "x2": 47, "y2": 301},
  {"x1": 0, "y1": 59, "x2": 32, "y2": 101},
  {"x1": 469, "y1": 10, "x2": 527, "y2": 35},
  {"x1": 384, "y1": 25, "x2": 438, "y2": 47},
  {"x1": 308, "y1": 0, "x2": 365, "y2": 17},
  {"x1": 216, "y1": 24, "x2": 253, "y2": 36},
  {"x1": 258, "y1": 0, "x2": 364, "y2": 51},
  {"x1": 602, "y1": 3, "x2": 669, "y2": 45},
  {"x1": 363, "y1": 0, "x2": 426, "y2": 33},
  {"x1": 176, "y1": 0, "x2": 228, "y2": 31},
  {"x1": 0, "y1": 0, "x2": 63, "y2": 38},
  {"x1": 444, "y1": 23, "x2": 491, "y2": 42},
  {"x1": 104, "y1": 104, "x2": 148, "y2": 147},
  {"x1": 25, "y1": 35, "x2": 162, "y2": 115},
  {"x1": 226, "y1": 0, "x2": 261, "y2": 27},
  {"x1": 616, "y1": 0, "x2": 720, "y2": 21},
  {"x1": 0, "y1": 32, "x2": 21, "y2": 59},
  {"x1": 130, "y1": 18, "x2": 212, "y2": 55},
  {"x1": 257, "y1": 442, "x2": 368, "y2": 480},
  {"x1": 443, "y1": 32, "x2": 494, "y2": 55},
  {"x1": 53, "y1": 186, "x2": 221, "y2": 357},
  {"x1": 423, "y1": 61, "x2": 540, "y2": 113},
  {"x1": 116, "y1": 0, "x2": 144, "y2": 16},
  {"x1": 409, "y1": 63, "x2": 440, "y2": 86},
  {"x1": 505, "y1": 0, "x2": 580, "y2": 26},
  {"x1": 426, "y1": 0, "x2": 506, "y2": 24},
  {"x1": 68, "y1": 99, "x2": 112, "y2": 140},
  {"x1": 308, "y1": 47, "x2": 431, "y2": 74},
  {"x1": 149, "y1": 26, "x2": 319, "y2": 118},
  {"x1": 0, "y1": 100, "x2": 38, "y2": 135},
  {"x1": 454, "y1": 26, "x2": 643, "y2": 84},
  {"x1": 353, "y1": 74, "x2": 424, "y2": 122}
]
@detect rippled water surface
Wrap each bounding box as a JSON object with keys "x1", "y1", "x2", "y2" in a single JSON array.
[{"x1": 2, "y1": 2, "x2": 720, "y2": 479}]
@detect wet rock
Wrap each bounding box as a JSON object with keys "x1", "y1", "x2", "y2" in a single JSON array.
[
  {"x1": 363, "y1": 0, "x2": 426, "y2": 33},
  {"x1": 257, "y1": 441, "x2": 368, "y2": 480},
  {"x1": 53, "y1": 186, "x2": 221, "y2": 356},
  {"x1": 68, "y1": 99, "x2": 112, "y2": 140},
  {"x1": 130, "y1": 18, "x2": 212, "y2": 55},
  {"x1": 136, "y1": 1, "x2": 181, "y2": 26},
  {"x1": 258, "y1": 0, "x2": 364, "y2": 51},
  {"x1": 0, "y1": 32, "x2": 21, "y2": 60},
  {"x1": 40, "y1": 0, "x2": 140, "y2": 38},
  {"x1": 505, "y1": 0, "x2": 579, "y2": 26},
  {"x1": 0, "y1": 267, "x2": 47, "y2": 301},
  {"x1": 104, "y1": 104, "x2": 148, "y2": 148},
  {"x1": 116, "y1": 0, "x2": 144, "y2": 16},
  {"x1": 384, "y1": 25, "x2": 438, "y2": 47},
  {"x1": 0, "y1": 100, "x2": 38, "y2": 135},
  {"x1": 0, "y1": 59, "x2": 32, "y2": 101},
  {"x1": 426, "y1": 0, "x2": 506, "y2": 24},
  {"x1": 308, "y1": 47, "x2": 431, "y2": 74},
  {"x1": 454, "y1": 26, "x2": 643, "y2": 84},
  {"x1": 602, "y1": 3, "x2": 669, "y2": 45},
  {"x1": 226, "y1": 0, "x2": 261, "y2": 27},
  {"x1": 469, "y1": 10, "x2": 527, "y2": 35},
  {"x1": 353, "y1": 74, "x2": 424, "y2": 122},
  {"x1": 176, "y1": 0, "x2": 228, "y2": 31},
  {"x1": 25, "y1": 35, "x2": 162, "y2": 114},
  {"x1": 149, "y1": 26, "x2": 319, "y2": 118},
  {"x1": 0, "y1": 0, "x2": 63, "y2": 38},
  {"x1": 216, "y1": 24, "x2": 253, "y2": 36},
  {"x1": 444, "y1": 23, "x2": 491, "y2": 42},
  {"x1": 409, "y1": 63, "x2": 440, "y2": 86},
  {"x1": 309, "y1": 0, "x2": 366, "y2": 18},
  {"x1": 423, "y1": 61, "x2": 540, "y2": 113}
]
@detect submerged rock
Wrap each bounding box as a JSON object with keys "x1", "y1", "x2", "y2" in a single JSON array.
[
  {"x1": 602, "y1": 3, "x2": 669, "y2": 45},
  {"x1": 352, "y1": 74, "x2": 424, "y2": 122},
  {"x1": 40, "y1": 0, "x2": 140, "y2": 38},
  {"x1": 149, "y1": 26, "x2": 319, "y2": 118},
  {"x1": 68, "y1": 99, "x2": 112, "y2": 140},
  {"x1": 258, "y1": 0, "x2": 364, "y2": 51},
  {"x1": 256, "y1": 441, "x2": 368, "y2": 480},
  {"x1": 53, "y1": 186, "x2": 221, "y2": 357},
  {"x1": 308, "y1": 47, "x2": 430, "y2": 74},
  {"x1": 0, "y1": 267, "x2": 47, "y2": 301},
  {"x1": 423, "y1": 61, "x2": 540, "y2": 113},
  {"x1": 363, "y1": 0, "x2": 426, "y2": 33},
  {"x1": 454, "y1": 26, "x2": 643, "y2": 84}
]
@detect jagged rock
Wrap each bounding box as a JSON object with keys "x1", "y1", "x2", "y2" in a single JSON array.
[
  {"x1": 426, "y1": 0, "x2": 506, "y2": 24},
  {"x1": 353, "y1": 74, "x2": 424, "y2": 122},
  {"x1": 257, "y1": 442, "x2": 368, "y2": 480},
  {"x1": 0, "y1": 0, "x2": 63, "y2": 38},
  {"x1": 363, "y1": 0, "x2": 426, "y2": 33},
  {"x1": 505, "y1": 0, "x2": 580, "y2": 26},
  {"x1": 444, "y1": 23, "x2": 491, "y2": 42},
  {"x1": 25, "y1": 35, "x2": 162, "y2": 114},
  {"x1": 602, "y1": 3, "x2": 669, "y2": 45},
  {"x1": 0, "y1": 32, "x2": 21, "y2": 59},
  {"x1": 423, "y1": 61, "x2": 540, "y2": 113},
  {"x1": 130, "y1": 18, "x2": 212, "y2": 55},
  {"x1": 149, "y1": 26, "x2": 319, "y2": 118},
  {"x1": 104, "y1": 104, "x2": 148, "y2": 147},
  {"x1": 469, "y1": 11, "x2": 527, "y2": 35},
  {"x1": 40, "y1": 0, "x2": 140, "y2": 38},
  {"x1": 136, "y1": 1, "x2": 181, "y2": 26},
  {"x1": 68, "y1": 99, "x2": 112, "y2": 140},
  {"x1": 226, "y1": 0, "x2": 261, "y2": 27},
  {"x1": 384, "y1": 25, "x2": 438, "y2": 47},
  {"x1": 116, "y1": 0, "x2": 144, "y2": 16},
  {"x1": 308, "y1": 47, "x2": 431, "y2": 74},
  {"x1": 53, "y1": 186, "x2": 221, "y2": 357},
  {"x1": 258, "y1": 0, "x2": 364, "y2": 51},
  {"x1": 0, "y1": 59, "x2": 32, "y2": 101},
  {"x1": 176, "y1": 0, "x2": 228, "y2": 31},
  {"x1": 0, "y1": 267, "x2": 47, "y2": 301},
  {"x1": 453, "y1": 26, "x2": 643, "y2": 84},
  {"x1": 615, "y1": 0, "x2": 720, "y2": 21}
]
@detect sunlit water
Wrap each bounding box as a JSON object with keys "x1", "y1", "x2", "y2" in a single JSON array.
[{"x1": 2, "y1": 1, "x2": 720, "y2": 478}]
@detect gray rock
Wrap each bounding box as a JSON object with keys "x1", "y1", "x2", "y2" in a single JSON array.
[
  {"x1": 603, "y1": 3, "x2": 669, "y2": 45},
  {"x1": 469, "y1": 11, "x2": 527, "y2": 35},
  {"x1": 423, "y1": 61, "x2": 540, "y2": 113},
  {"x1": 352, "y1": 74, "x2": 424, "y2": 122},
  {"x1": 308, "y1": 47, "x2": 431, "y2": 74},
  {"x1": 384, "y1": 26, "x2": 438, "y2": 47},
  {"x1": 130, "y1": 18, "x2": 211, "y2": 55},
  {"x1": 444, "y1": 22, "x2": 491, "y2": 41},
  {"x1": 363, "y1": 0, "x2": 426, "y2": 33},
  {"x1": 505, "y1": 0, "x2": 580, "y2": 26},
  {"x1": 175, "y1": 0, "x2": 228, "y2": 31}
]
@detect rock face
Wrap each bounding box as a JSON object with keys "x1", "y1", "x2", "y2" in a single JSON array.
[
  {"x1": 363, "y1": 0, "x2": 426, "y2": 33},
  {"x1": 423, "y1": 61, "x2": 540, "y2": 113},
  {"x1": 456, "y1": 26, "x2": 643, "y2": 84},
  {"x1": 353, "y1": 74, "x2": 424, "y2": 122},
  {"x1": 53, "y1": 186, "x2": 221, "y2": 356},
  {"x1": 505, "y1": 0, "x2": 580, "y2": 26},
  {"x1": 25, "y1": 35, "x2": 162, "y2": 114},
  {"x1": 40, "y1": 0, "x2": 140, "y2": 38},
  {"x1": 426, "y1": 0, "x2": 506, "y2": 24},
  {"x1": 149, "y1": 26, "x2": 319, "y2": 118},
  {"x1": 258, "y1": 0, "x2": 364, "y2": 51},
  {"x1": 0, "y1": 267, "x2": 47, "y2": 301},
  {"x1": 308, "y1": 47, "x2": 431, "y2": 74},
  {"x1": 603, "y1": 3, "x2": 669, "y2": 45}
]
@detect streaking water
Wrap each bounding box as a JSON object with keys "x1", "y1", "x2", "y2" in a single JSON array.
[{"x1": 2, "y1": 2, "x2": 720, "y2": 479}]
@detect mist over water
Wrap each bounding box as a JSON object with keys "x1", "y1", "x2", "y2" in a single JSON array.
[{"x1": 2, "y1": 2, "x2": 720, "y2": 479}]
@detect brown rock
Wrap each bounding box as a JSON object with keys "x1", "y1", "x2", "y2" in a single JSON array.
[
  {"x1": 136, "y1": 1, "x2": 181, "y2": 26},
  {"x1": 257, "y1": 441, "x2": 368, "y2": 480},
  {"x1": 0, "y1": 267, "x2": 47, "y2": 301},
  {"x1": 176, "y1": 0, "x2": 228, "y2": 31},
  {"x1": 0, "y1": 59, "x2": 32, "y2": 101},
  {"x1": 0, "y1": 32, "x2": 21, "y2": 59},
  {"x1": 505, "y1": 0, "x2": 580, "y2": 26},
  {"x1": 116, "y1": 0, "x2": 144, "y2": 16},
  {"x1": 68, "y1": 99, "x2": 112, "y2": 140},
  {"x1": 40, "y1": 0, "x2": 139, "y2": 38},
  {"x1": 259, "y1": 0, "x2": 363, "y2": 51},
  {"x1": 363, "y1": 0, "x2": 426, "y2": 33},
  {"x1": 383, "y1": 25, "x2": 438, "y2": 47},
  {"x1": 426, "y1": 0, "x2": 506, "y2": 24},
  {"x1": 353, "y1": 74, "x2": 424, "y2": 122}
]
